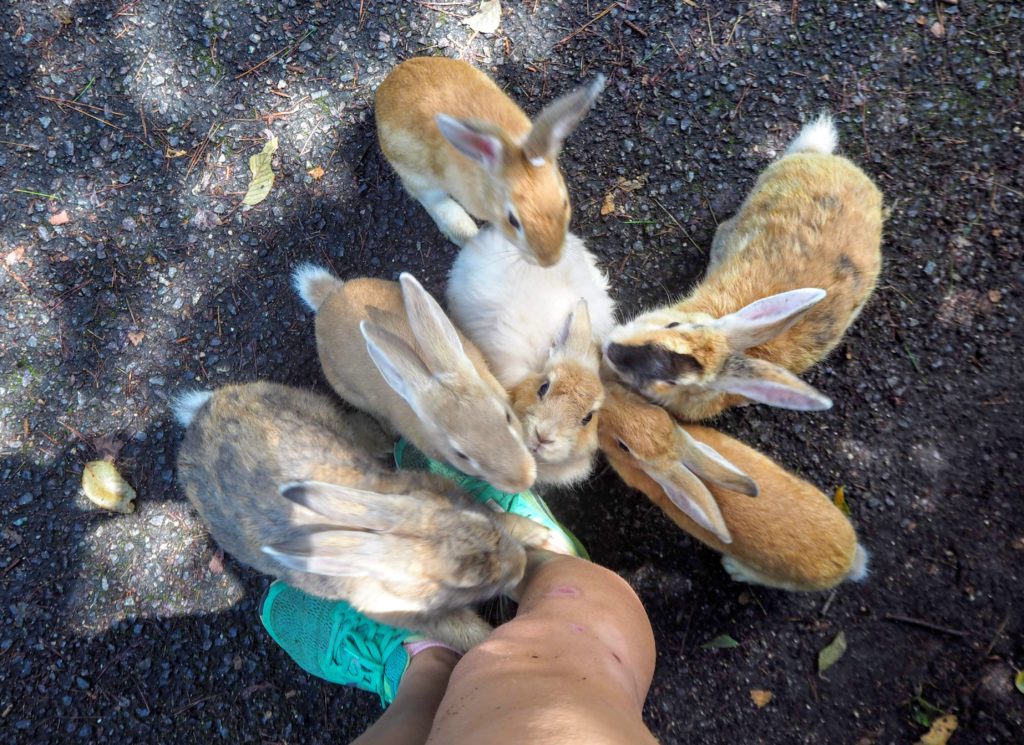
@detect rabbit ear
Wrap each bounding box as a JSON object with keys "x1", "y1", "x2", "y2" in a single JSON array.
[
  {"x1": 399, "y1": 273, "x2": 474, "y2": 375},
  {"x1": 712, "y1": 354, "x2": 832, "y2": 411},
  {"x1": 279, "y1": 481, "x2": 414, "y2": 531},
  {"x1": 262, "y1": 529, "x2": 421, "y2": 581},
  {"x1": 551, "y1": 299, "x2": 593, "y2": 362},
  {"x1": 715, "y1": 288, "x2": 827, "y2": 350},
  {"x1": 435, "y1": 114, "x2": 504, "y2": 172},
  {"x1": 674, "y1": 428, "x2": 758, "y2": 497},
  {"x1": 361, "y1": 321, "x2": 433, "y2": 406},
  {"x1": 642, "y1": 463, "x2": 732, "y2": 544},
  {"x1": 523, "y1": 74, "x2": 606, "y2": 164}
]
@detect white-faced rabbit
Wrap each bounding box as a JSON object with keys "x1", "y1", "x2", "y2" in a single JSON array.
[
  {"x1": 447, "y1": 226, "x2": 616, "y2": 389},
  {"x1": 174, "y1": 382, "x2": 554, "y2": 651},
  {"x1": 598, "y1": 384, "x2": 867, "y2": 591},
  {"x1": 604, "y1": 115, "x2": 883, "y2": 421},
  {"x1": 294, "y1": 266, "x2": 536, "y2": 494},
  {"x1": 375, "y1": 56, "x2": 605, "y2": 266}
]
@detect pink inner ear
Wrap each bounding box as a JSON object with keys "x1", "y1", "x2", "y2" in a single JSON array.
[
  {"x1": 464, "y1": 132, "x2": 499, "y2": 163},
  {"x1": 726, "y1": 379, "x2": 832, "y2": 411},
  {"x1": 736, "y1": 289, "x2": 826, "y2": 321}
]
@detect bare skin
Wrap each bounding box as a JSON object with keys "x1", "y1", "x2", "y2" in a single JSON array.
[{"x1": 354, "y1": 551, "x2": 658, "y2": 745}]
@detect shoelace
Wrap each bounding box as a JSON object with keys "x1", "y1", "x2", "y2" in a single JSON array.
[{"x1": 330, "y1": 615, "x2": 407, "y2": 700}]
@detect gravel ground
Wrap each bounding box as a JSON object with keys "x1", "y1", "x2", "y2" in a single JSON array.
[{"x1": 1, "y1": 1, "x2": 1022, "y2": 743}]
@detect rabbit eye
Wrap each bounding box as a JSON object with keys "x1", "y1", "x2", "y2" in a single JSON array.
[
  {"x1": 508, "y1": 211, "x2": 521, "y2": 230},
  {"x1": 537, "y1": 380, "x2": 550, "y2": 398},
  {"x1": 581, "y1": 411, "x2": 594, "y2": 427},
  {"x1": 454, "y1": 449, "x2": 469, "y2": 460},
  {"x1": 505, "y1": 410, "x2": 513, "y2": 425},
  {"x1": 665, "y1": 322, "x2": 680, "y2": 329},
  {"x1": 616, "y1": 439, "x2": 631, "y2": 454}
]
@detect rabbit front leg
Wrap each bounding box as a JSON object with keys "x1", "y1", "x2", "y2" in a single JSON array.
[
  {"x1": 413, "y1": 608, "x2": 493, "y2": 653},
  {"x1": 401, "y1": 172, "x2": 479, "y2": 246},
  {"x1": 707, "y1": 215, "x2": 740, "y2": 275}
]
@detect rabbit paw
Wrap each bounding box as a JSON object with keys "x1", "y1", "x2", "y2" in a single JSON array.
[
  {"x1": 420, "y1": 191, "x2": 479, "y2": 247},
  {"x1": 722, "y1": 556, "x2": 768, "y2": 586}
]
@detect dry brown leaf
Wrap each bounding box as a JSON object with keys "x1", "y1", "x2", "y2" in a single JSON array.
[
  {"x1": 82, "y1": 460, "x2": 136, "y2": 514},
  {"x1": 4, "y1": 246, "x2": 26, "y2": 266},
  {"x1": 48, "y1": 210, "x2": 71, "y2": 225},
  {"x1": 930, "y1": 21, "x2": 945, "y2": 38},
  {"x1": 165, "y1": 147, "x2": 189, "y2": 158},
  {"x1": 987, "y1": 289, "x2": 1002, "y2": 304},
  {"x1": 916, "y1": 14, "x2": 928, "y2": 24},
  {"x1": 601, "y1": 192, "x2": 616, "y2": 216},
  {"x1": 750, "y1": 689, "x2": 773, "y2": 708},
  {"x1": 127, "y1": 331, "x2": 145, "y2": 346},
  {"x1": 307, "y1": 165, "x2": 325, "y2": 180},
  {"x1": 916, "y1": 714, "x2": 957, "y2": 745}
]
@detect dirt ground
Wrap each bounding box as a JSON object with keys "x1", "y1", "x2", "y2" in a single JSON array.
[{"x1": 1, "y1": 1, "x2": 1022, "y2": 743}]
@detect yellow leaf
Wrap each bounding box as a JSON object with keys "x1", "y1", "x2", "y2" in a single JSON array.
[
  {"x1": 916, "y1": 714, "x2": 957, "y2": 745},
  {"x1": 464, "y1": 0, "x2": 501, "y2": 34},
  {"x1": 1015, "y1": 669, "x2": 1024, "y2": 694},
  {"x1": 242, "y1": 136, "x2": 279, "y2": 206},
  {"x1": 165, "y1": 147, "x2": 189, "y2": 158},
  {"x1": 307, "y1": 165, "x2": 325, "y2": 180},
  {"x1": 127, "y1": 331, "x2": 145, "y2": 346},
  {"x1": 601, "y1": 192, "x2": 616, "y2": 216},
  {"x1": 750, "y1": 689, "x2": 773, "y2": 708},
  {"x1": 82, "y1": 460, "x2": 136, "y2": 514},
  {"x1": 818, "y1": 631, "x2": 847, "y2": 674},
  {"x1": 834, "y1": 485, "x2": 851, "y2": 516}
]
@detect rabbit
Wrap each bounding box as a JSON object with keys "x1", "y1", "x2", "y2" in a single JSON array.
[
  {"x1": 503, "y1": 300, "x2": 606, "y2": 486},
  {"x1": 598, "y1": 384, "x2": 868, "y2": 592},
  {"x1": 446, "y1": 225, "x2": 617, "y2": 389},
  {"x1": 375, "y1": 56, "x2": 605, "y2": 267},
  {"x1": 293, "y1": 265, "x2": 536, "y2": 494},
  {"x1": 173, "y1": 382, "x2": 556, "y2": 652},
  {"x1": 603, "y1": 114, "x2": 883, "y2": 421}
]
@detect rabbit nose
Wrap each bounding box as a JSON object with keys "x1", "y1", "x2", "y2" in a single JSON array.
[{"x1": 535, "y1": 428, "x2": 554, "y2": 446}]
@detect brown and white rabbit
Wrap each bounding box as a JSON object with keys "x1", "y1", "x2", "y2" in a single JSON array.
[
  {"x1": 604, "y1": 115, "x2": 883, "y2": 420},
  {"x1": 293, "y1": 265, "x2": 536, "y2": 494},
  {"x1": 506, "y1": 300, "x2": 606, "y2": 486},
  {"x1": 174, "y1": 382, "x2": 554, "y2": 651},
  {"x1": 598, "y1": 384, "x2": 868, "y2": 591},
  {"x1": 375, "y1": 56, "x2": 605, "y2": 266}
]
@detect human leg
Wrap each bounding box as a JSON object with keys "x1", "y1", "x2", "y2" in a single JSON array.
[{"x1": 426, "y1": 552, "x2": 658, "y2": 745}]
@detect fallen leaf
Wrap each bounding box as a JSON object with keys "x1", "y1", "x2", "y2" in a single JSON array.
[
  {"x1": 930, "y1": 21, "x2": 945, "y2": 38},
  {"x1": 818, "y1": 631, "x2": 847, "y2": 674},
  {"x1": 1015, "y1": 669, "x2": 1024, "y2": 694},
  {"x1": 682, "y1": 0, "x2": 697, "y2": 6},
  {"x1": 127, "y1": 331, "x2": 145, "y2": 346},
  {"x1": 4, "y1": 246, "x2": 26, "y2": 266},
  {"x1": 464, "y1": 0, "x2": 501, "y2": 34},
  {"x1": 601, "y1": 191, "x2": 616, "y2": 216},
  {"x1": 209, "y1": 549, "x2": 225, "y2": 574},
  {"x1": 702, "y1": 634, "x2": 740, "y2": 650},
  {"x1": 82, "y1": 460, "x2": 136, "y2": 514},
  {"x1": 164, "y1": 147, "x2": 189, "y2": 158},
  {"x1": 875, "y1": 0, "x2": 889, "y2": 8},
  {"x1": 48, "y1": 210, "x2": 71, "y2": 225},
  {"x1": 307, "y1": 165, "x2": 325, "y2": 180},
  {"x1": 916, "y1": 714, "x2": 958, "y2": 745},
  {"x1": 916, "y1": 15, "x2": 928, "y2": 25},
  {"x1": 750, "y1": 689, "x2": 773, "y2": 708},
  {"x1": 190, "y1": 208, "x2": 222, "y2": 230},
  {"x1": 242, "y1": 136, "x2": 279, "y2": 206},
  {"x1": 834, "y1": 485, "x2": 851, "y2": 516},
  {"x1": 987, "y1": 289, "x2": 1002, "y2": 304}
]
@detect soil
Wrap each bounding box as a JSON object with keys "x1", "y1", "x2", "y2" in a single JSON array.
[{"x1": 1, "y1": 1, "x2": 1022, "y2": 743}]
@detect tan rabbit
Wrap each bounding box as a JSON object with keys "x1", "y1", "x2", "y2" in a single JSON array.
[
  {"x1": 604, "y1": 115, "x2": 883, "y2": 420},
  {"x1": 598, "y1": 384, "x2": 867, "y2": 592},
  {"x1": 375, "y1": 56, "x2": 605, "y2": 266},
  {"x1": 507, "y1": 300, "x2": 605, "y2": 486},
  {"x1": 174, "y1": 382, "x2": 554, "y2": 651},
  {"x1": 293, "y1": 265, "x2": 536, "y2": 494}
]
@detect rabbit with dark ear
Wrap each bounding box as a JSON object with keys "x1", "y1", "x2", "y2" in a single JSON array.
[
  {"x1": 375, "y1": 57, "x2": 605, "y2": 266},
  {"x1": 598, "y1": 384, "x2": 867, "y2": 592},
  {"x1": 174, "y1": 382, "x2": 554, "y2": 652},
  {"x1": 604, "y1": 115, "x2": 883, "y2": 421}
]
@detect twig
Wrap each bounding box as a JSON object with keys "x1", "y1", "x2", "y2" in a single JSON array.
[
  {"x1": 72, "y1": 76, "x2": 96, "y2": 102},
  {"x1": 819, "y1": 589, "x2": 838, "y2": 616},
  {"x1": 623, "y1": 19, "x2": 648, "y2": 37},
  {"x1": 13, "y1": 187, "x2": 58, "y2": 199},
  {"x1": 554, "y1": 1, "x2": 620, "y2": 48},
  {"x1": 650, "y1": 196, "x2": 704, "y2": 255},
  {"x1": 0, "y1": 139, "x2": 40, "y2": 151},
  {"x1": 883, "y1": 614, "x2": 967, "y2": 637},
  {"x1": 235, "y1": 26, "x2": 316, "y2": 80},
  {"x1": 984, "y1": 613, "x2": 1009, "y2": 656}
]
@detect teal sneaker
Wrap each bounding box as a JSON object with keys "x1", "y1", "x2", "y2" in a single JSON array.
[
  {"x1": 260, "y1": 582, "x2": 412, "y2": 707},
  {"x1": 394, "y1": 438, "x2": 589, "y2": 560}
]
